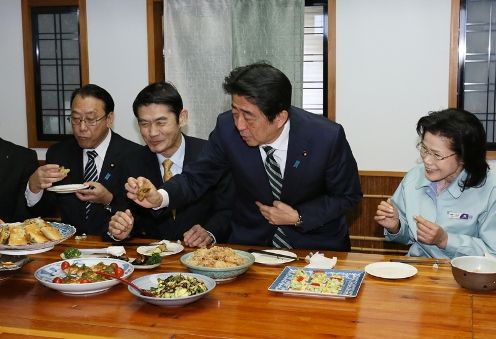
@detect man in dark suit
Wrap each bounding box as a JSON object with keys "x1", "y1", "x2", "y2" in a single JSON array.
[
  {"x1": 0, "y1": 138, "x2": 38, "y2": 223},
  {"x1": 108, "y1": 82, "x2": 233, "y2": 247},
  {"x1": 26, "y1": 84, "x2": 141, "y2": 235},
  {"x1": 125, "y1": 63, "x2": 362, "y2": 251}
]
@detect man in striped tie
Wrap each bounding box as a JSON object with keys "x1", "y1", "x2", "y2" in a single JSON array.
[
  {"x1": 126, "y1": 63, "x2": 362, "y2": 251},
  {"x1": 26, "y1": 84, "x2": 140, "y2": 235}
]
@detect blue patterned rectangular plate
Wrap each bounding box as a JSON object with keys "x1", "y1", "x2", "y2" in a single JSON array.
[{"x1": 268, "y1": 266, "x2": 365, "y2": 298}]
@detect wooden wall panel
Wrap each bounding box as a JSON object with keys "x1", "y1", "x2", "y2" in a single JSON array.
[{"x1": 348, "y1": 173, "x2": 409, "y2": 254}]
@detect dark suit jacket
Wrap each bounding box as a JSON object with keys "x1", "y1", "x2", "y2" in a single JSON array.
[
  {"x1": 113, "y1": 135, "x2": 234, "y2": 242},
  {"x1": 162, "y1": 107, "x2": 362, "y2": 251},
  {"x1": 32, "y1": 131, "x2": 141, "y2": 235},
  {"x1": 0, "y1": 138, "x2": 38, "y2": 222}
]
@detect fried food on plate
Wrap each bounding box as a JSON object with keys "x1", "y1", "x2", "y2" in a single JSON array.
[{"x1": 1, "y1": 217, "x2": 62, "y2": 245}]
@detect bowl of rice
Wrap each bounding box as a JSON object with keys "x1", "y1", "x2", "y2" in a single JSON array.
[{"x1": 180, "y1": 246, "x2": 255, "y2": 282}]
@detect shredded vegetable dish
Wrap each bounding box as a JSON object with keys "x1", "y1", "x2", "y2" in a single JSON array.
[
  {"x1": 186, "y1": 246, "x2": 247, "y2": 268},
  {"x1": 149, "y1": 274, "x2": 208, "y2": 298}
]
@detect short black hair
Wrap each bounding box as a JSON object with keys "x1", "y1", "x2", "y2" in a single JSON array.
[
  {"x1": 132, "y1": 82, "x2": 183, "y2": 122},
  {"x1": 70, "y1": 84, "x2": 114, "y2": 114},
  {"x1": 416, "y1": 108, "x2": 489, "y2": 189},
  {"x1": 222, "y1": 62, "x2": 292, "y2": 122}
]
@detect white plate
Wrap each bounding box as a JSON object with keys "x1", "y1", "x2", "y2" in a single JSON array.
[
  {"x1": 364, "y1": 262, "x2": 418, "y2": 279},
  {"x1": 127, "y1": 258, "x2": 161, "y2": 270},
  {"x1": 35, "y1": 258, "x2": 134, "y2": 295},
  {"x1": 137, "y1": 242, "x2": 184, "y2": 257},
  {"x1": 60, "y1": 253, "x2": 108, "y2": 260},
  {"x1": 252, "y1": 250, "x2": 297, "y2": 265},
  {"x1": 47, "y1": 184, "x2": 89, "y2": 194},
  {"x1": 0, "y1": 246, "x2": 54, "y2": 256}
]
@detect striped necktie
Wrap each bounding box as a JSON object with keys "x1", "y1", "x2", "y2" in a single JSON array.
[
  {"x1": 262, "y1": 146, "x2": 292, "y2": 249},
  {"x1": 162, "y1": 159, "x2": 175, "y2": 219},
  {"x1": 83, "y1": 150, "x2": 98, "y2": 219}
]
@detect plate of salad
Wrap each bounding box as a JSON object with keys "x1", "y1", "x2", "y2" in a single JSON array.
[{"x1": 128, "y1": 253, "x2": 162, "y2": 269}]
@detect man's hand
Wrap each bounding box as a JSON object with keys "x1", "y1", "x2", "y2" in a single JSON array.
[
  {"x1": 75, "y1": 181, "x2": 112, "y2": 205},
  {"x1": 255, "y1": 200, "x2": 299, "y2": 226},
  {"x1": 28, "y1": 164, "x2": 68, "y2": 193},
  {"x1": 125, "y1": 177, "x2": 162, "y2": 208},
  {"x1": 374, "y1": 198, "x2": 400, "y2": 233},
  {"x1": 415, "y1": 215, "x2": 448, "y2": 249},
  {"x1": 183, "y1": 224, "x2": 214, "y2": 248},
  {"x1": 108, "y1": 209, "x2": 134, "y2": 240}
]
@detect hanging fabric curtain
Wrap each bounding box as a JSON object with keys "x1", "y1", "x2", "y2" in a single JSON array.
[{"x1": 164, "y1": 0, "x2": 304, "y2": 139}]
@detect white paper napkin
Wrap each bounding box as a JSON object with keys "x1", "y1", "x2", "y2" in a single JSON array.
[
  {"x1": 304, "y1": 252, "x2": 337, "y2": 269},
  {"x1": 79, "y1": 246, "x2": 126, "y2": 256}
]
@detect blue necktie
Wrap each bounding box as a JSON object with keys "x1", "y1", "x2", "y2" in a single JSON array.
[
  {"x1": 83, "y1": 150, "x2": 98, "y2": 219},
  {"x1": 263, "y1": 146, "x2": 292, "y2": 249}
]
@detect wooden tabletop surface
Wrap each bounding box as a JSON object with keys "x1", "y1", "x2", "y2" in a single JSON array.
[{"x1": 0, "y1": 236, "x2": 495, "y2": 338}]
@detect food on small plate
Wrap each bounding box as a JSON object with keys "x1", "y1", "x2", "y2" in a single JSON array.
[
  {"x1": 63, "y1": 247, "x2": 82, "y2": 259},
  {"x1": 186, "y1": 246, "x2": 248, "y2": 268},
  {"x1": 131, "y1": 253, "x2": 162, "y2": 266},
  {"x1": 51, "y1": 260, "x2": 125, "y2": 284},
  {"x1": 148, "y1": 274, "x2": 208, "y2": 298},
  {"x1": 137, "y1": 184, "x2": 151, "y2": 201},
  {"x1": 59, "y1": 166, "x2": 70, "y2": 176}
]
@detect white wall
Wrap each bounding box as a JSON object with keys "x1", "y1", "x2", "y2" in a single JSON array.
[
  {"x1": 336, "y1": 0, "x2": 452, "y2": 171},
  {"x1": 0, "y1": 1, "x2": 28, "y2": 148},
  {"x1": 0, "y1": 0, "x2": 452, "y2": 172}
]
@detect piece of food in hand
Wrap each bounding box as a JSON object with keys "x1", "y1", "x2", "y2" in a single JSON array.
[
  {"x1": 63, "y1": 247, "x2": 81, "y2": 259},
  {"x1": 59, "y1": 166, "x2": 70, "y2": 176},
  {"x1": 137, "y1": 184, "x2": 151, "y2": 201}
]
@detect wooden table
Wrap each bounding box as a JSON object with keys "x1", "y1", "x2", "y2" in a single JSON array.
[{"x1": 0, "y1": 236, "x2": 495, "y2": 338}]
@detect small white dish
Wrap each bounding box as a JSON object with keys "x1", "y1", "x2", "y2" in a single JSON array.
[
  {"x1": 252, "y1": 249, "x2": 297, "y2": 265},
  {"x1": 47, "y1": 184, "x2": 89, "y2": 194},
  {"x1": 128, "y1": 258, "x2": 161, "y2": 270},
  {"x1": 137, "y1": 242, "x2": 184, "y2": 257},
  {"x1": 364, "y1": 262, "x2": 418, "y2": 279}
]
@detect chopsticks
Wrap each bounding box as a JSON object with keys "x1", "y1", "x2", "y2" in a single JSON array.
[
  {"x1": 247, "y1": 249, "x2": 305, "y2": 260},
  {"x1": 390, "y1": 258, "x2": 451, "y2": 266}
]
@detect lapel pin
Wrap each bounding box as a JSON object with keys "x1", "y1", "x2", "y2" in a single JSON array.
[
  {"x1": 104, "y1": 173, "x2": 111, "y2": 180},
  {"x1": 303, "y1": 151, "x2": 308, "y2": 157},
  {"x1": 293, "y1": 160, "x2": 300, "y2": 168}
]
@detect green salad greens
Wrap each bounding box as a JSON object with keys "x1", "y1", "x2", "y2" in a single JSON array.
[
  {"x1": 63, "y1": 247, "x2": 81, "y2": 259},
  {"x1": 145, "y1": 253, "x2": 162, "y2": 265}
]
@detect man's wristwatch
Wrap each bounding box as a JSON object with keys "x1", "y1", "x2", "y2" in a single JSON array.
[{"x1": 294, "y1": 213, "x2": 303, "y2": 227}]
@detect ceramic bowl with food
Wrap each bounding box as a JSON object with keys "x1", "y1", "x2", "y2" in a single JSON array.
[
  {"x1": 35, "y1": 258, "x2": 134, "y2": 295},
  {"x1": 451, "y1": 255, "x2": 496, "y2": 292},
  {"x1": 180, "y1": 248, "x2": 255, "y2": 282},
  {"x1": 128, "y1": 272, "x2": 216, "y2": 306}
]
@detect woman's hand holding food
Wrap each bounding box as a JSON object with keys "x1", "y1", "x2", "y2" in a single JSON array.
[
  {"x1": 414, "y1": 215, "x2": 448, "y2": 249},
  {"x1": 374, "y1": 198, "x2": 400, "y2": 233}
]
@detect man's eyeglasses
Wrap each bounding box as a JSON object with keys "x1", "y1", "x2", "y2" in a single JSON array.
[
  {"x1": 67, "y1": 115, "x2": 107, "y2": 126},
  {"x1": 417, "y1": 142, "x2": 456, "y2": 161}
]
